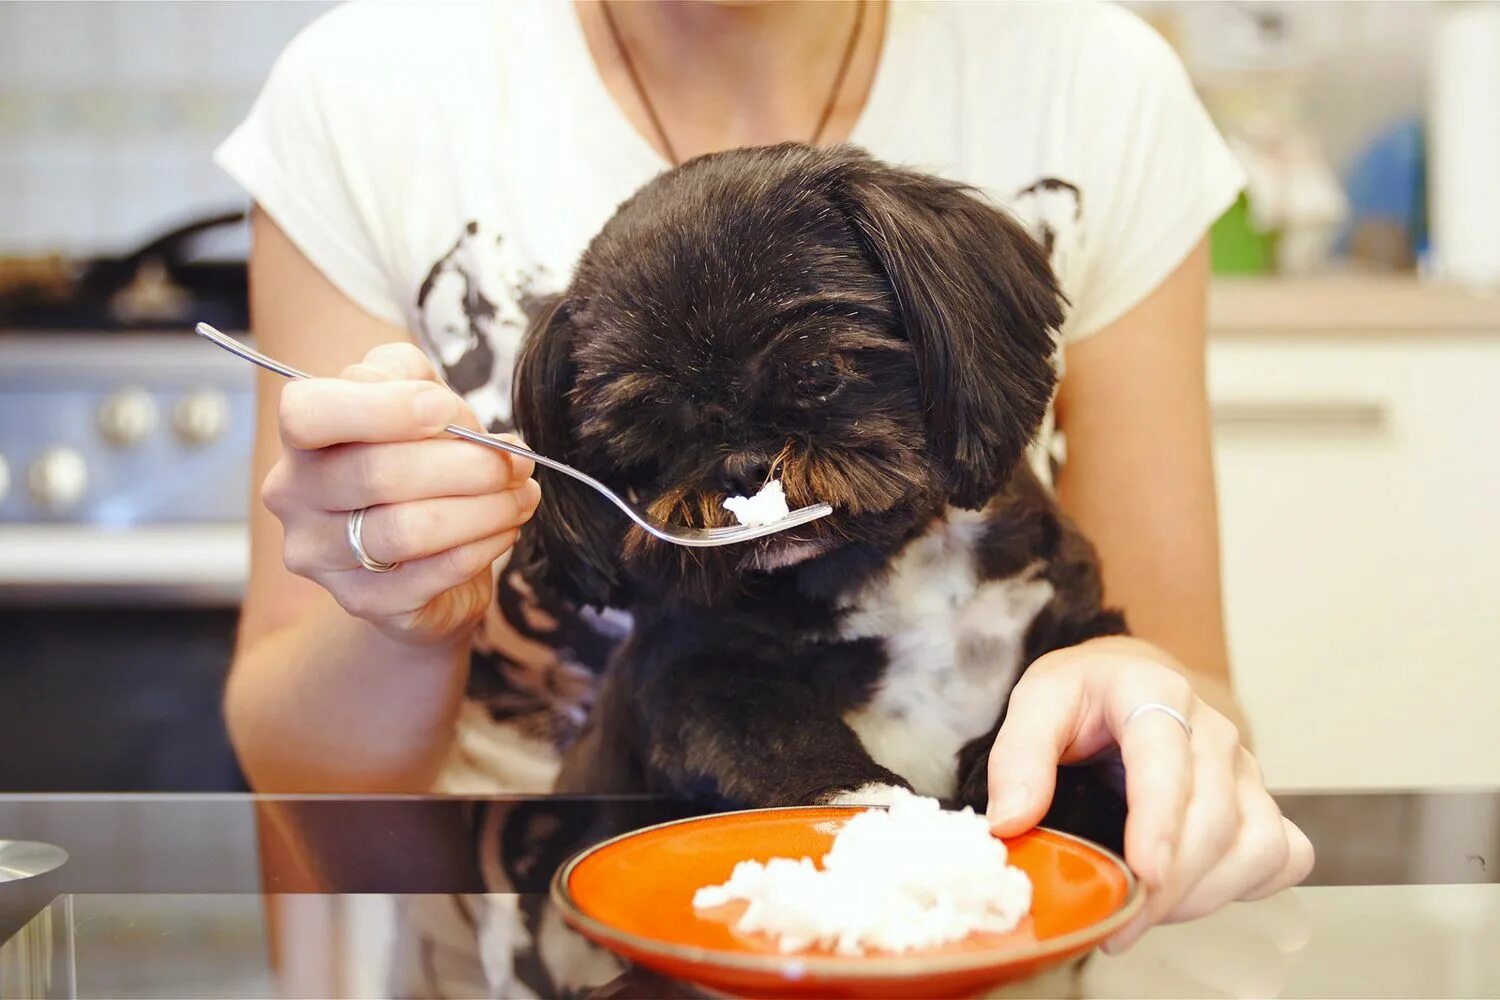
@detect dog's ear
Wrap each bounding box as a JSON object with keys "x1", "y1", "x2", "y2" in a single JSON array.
[
  {"x1": 511, "y1": 296, "x2": 630, "y2": 609},
  {"x1": 833, "y1": 157, "x2": 1065, "y2": 508}
]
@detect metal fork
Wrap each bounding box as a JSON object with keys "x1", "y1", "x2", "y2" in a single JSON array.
[{"x1": 195, "y1": 323, "x2": 833, "y2": 547}]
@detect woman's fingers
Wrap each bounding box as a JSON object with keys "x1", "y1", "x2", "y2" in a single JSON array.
[
  {"x1": 359, "y1": 483, "x2": 542, "y2": 565},
  {"x1": 340, "y1": 347, "x2": 533, "y2": 481},
  {"x1": 287, "y1": 438, "x2": 526, "y2": 510},
  {"x1": 263, "y1": 439, "x2": 508, "y2": 519},
  {"x1": 341, "y1": 343, "x2": 491, "y2": 438},
  {"x1": 987, "y1": 655, "x2": 1196, "y2": 865},
  {"x1": 284, "y1": 483, "x2": 542, "y2": 574},
  {"x1": 1109, "y1": 747, "x2": 1313, "y2": 954},
  {"x1": 1154, "y1": 711, "x2": 1243, "y2": 908},
  {"x1": 1243, "y1": 817, "x2": 1316, "y2": 901},
  {"x1": 1106, "y1": 709, "x2": 1239, "y2": 951},
  {"x1": 1164, "y1": 760, "x2": 1289, "y2": 922},
  {"x1": 322, "y1": 529, "x2": 519, "y2": 625},
  {"x1": 259, "y1": 340, "x2": 532, "y2": 644},
  {"x1": 279, "y1": 377, "x2": 463, "y2": 449},
  {"x1": 342, "y1": 342, "x2": 439, "y2": 383},
  {"x1": 984, "y1": 673, "x2": 1080, "y2": 835},
  {"x1": 1112, "y1": 694, "x2": 1196, "y2": 891},
  {"x1": 1155, "y1": 751, "x2": 1313, "y2": 925}
]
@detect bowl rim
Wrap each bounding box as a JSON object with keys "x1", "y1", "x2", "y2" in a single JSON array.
[
  {"x1": 0, "y1": 840, "x2": 69, "y2": 884},
  {"x1": 549, "y1": 804, "x2": 1143, "y2": 982}
]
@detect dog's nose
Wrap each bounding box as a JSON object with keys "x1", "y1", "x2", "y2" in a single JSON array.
[{"x1": 717, "y1": 453, "x2": 772, "y2": 497}]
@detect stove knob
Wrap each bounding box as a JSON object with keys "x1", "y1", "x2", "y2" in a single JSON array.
[
  {"x1": 28, "y1": 446, "x2": 88, "y2": 510},
  {"x1": 98, "y1": 387, "x2": 158, "y2": 448},
  {"x1": 0, "y1": 453, "x2": 9, "y2": 504},
  {"x1": 173, "y1": 389, "x2": 229, "y2": 447}
]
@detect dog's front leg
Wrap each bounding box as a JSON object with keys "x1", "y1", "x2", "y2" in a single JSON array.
[{"x1": 637, "y1": 651, "x2": 911, "y2": 809}]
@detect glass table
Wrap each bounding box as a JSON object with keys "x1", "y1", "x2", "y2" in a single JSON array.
[{"x1": 0, "y1": 790, "x2": 1495, "y2": 998}]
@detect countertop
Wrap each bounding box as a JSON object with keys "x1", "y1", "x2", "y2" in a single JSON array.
[
  {"x1": 0, "y1": 524, "x2": 247, "y2": 604},
  {"x1": 1210, "y1": 274, "x2": 1500, "y2": 335},
  {"x1": 1, "y1": 790, "x2": 1496, "y2": 998}
]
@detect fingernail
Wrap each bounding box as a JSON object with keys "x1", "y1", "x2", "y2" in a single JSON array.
[
  {"x1": 519, "y1": 478, "x2": 543, "y2": 514},
  {"x1": 415, "y1": 386, "x2": 455, "y2": 428},
  {"x1": 987, "y1": 783, "x2": 1030, "y2": 824}
]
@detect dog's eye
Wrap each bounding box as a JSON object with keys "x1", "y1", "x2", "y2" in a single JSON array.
[
  {"x1": 647, "y1": 388, "x2": 697, "y2": 407},
  {"x1": 798, "y1": 358, "x2": 849, "y2": 403}
]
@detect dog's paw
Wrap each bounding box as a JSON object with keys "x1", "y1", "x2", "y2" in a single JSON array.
[
  {"x1": 821, "y1": 783, "x2": 915, "y2": 808},
  {"x1": 537, "y1": 899, "x2": 626, "y2": 995}
]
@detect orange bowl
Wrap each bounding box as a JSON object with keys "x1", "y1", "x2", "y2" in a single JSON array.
[{"x1": 551, "y1": 806, "x2": 1141, "y2": 999}]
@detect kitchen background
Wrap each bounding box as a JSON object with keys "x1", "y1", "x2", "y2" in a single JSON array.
[{"x1": 1, "y1": 2, "x2": 1497, "y2": 800}]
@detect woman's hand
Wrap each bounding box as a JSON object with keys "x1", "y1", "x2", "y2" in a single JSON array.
[
  {"x1": 985, "y1": 636, "x2": 1314, "y2": 952},
  {"x1": 262, "y1": 342, "x2": 541, "y2": 647}
]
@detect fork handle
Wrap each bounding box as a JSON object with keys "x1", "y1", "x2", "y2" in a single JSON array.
[
  {"x1": 438, "y1": 424, "x2": 617, "y2": 497},
  {"x1": 194, "y1": 323, "x2": 635, "y2": 519}
]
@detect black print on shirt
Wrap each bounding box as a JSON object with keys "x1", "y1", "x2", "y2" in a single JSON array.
[
  {"x1": 415, "y1": 221, "x2": 549, "y2": 432},
  {"x1": 1013, "y1": 177, "x2": 1083, "y2": 263}
]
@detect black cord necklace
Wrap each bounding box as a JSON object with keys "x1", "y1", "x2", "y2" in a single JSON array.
[{"x1": 599, "y1": 0, "x2": 868, "y2": 167}]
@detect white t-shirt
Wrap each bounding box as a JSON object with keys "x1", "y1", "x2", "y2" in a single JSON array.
[{"x1": 216, "y1": 0, "x2": 1244, "y2": 795}]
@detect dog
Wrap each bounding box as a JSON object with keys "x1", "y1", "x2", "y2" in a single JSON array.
[{"x1": 511, "y1": 143, "x2": 1127, "y2": 850}]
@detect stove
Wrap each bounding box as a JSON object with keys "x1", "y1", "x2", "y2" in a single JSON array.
[
  {"x1": 0, "y1": 212, "x2": 254, "y2": 604},
  {"x1": 0, "y1": 332, "x2": 253, "y2": 524},
  {"x1": 0, "y1": 332, "x2": 253, "y2": 602},
  {"x1": 0, "y1": 217, "x2": 252, "y2": 789},
  {"x1": 0, "y1": 331, "x2": 253, "y2": 788}
]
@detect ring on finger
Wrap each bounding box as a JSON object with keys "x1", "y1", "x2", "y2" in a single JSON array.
[
  {"x1": 1125, "y1": 701, "x2": 1194, "y2": 739},
  {"x1": 347, "y1": 507, "x2": 399, "y2": 573}
]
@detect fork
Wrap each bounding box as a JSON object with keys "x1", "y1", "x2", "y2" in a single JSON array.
[{"x1": 194, "y1": 323, "x2": 833, "y2": 547}]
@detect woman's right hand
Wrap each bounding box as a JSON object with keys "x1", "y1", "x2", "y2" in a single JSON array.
[{"x1": 262, "y1": 342, "x2": 540, "y2": 647}]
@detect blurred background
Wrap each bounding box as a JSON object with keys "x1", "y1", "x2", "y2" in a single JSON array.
[{"x1": 0, "y1": 1, "x2": 1497, "y2": 796}]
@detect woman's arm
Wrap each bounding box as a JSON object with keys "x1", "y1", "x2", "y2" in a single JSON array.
[
  {"x1": 227, "y1": 209, "x2": 530, "y2": 792},
  {"x1": 1052, "y1": 239, "x2": 1243, "y2": 728}
]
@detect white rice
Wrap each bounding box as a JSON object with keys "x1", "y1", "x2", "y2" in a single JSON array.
[
  {"x1": 722, "y1": 478, "x2": 791, "y2": 527},
  {"x1": 692, "y1": 791, "x2": 1033, "y2": 955}
]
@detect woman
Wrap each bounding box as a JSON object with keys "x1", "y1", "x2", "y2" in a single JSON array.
[{"x1": 218, "y1": 0, "x2": 1311, "y2": 950}]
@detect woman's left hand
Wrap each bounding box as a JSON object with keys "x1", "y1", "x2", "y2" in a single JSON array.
[{"x1": 985, "y1": 636, "x2": 1315, "y2": 952}]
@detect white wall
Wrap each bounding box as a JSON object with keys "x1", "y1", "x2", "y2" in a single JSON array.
[{"x1": 0, "y1": 0, "x2": 332, "y2": 255}]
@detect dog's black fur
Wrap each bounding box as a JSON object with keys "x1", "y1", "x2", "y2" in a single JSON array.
[{"x1": 512, "y1": 144, "x2": 1126, "y2": 850}]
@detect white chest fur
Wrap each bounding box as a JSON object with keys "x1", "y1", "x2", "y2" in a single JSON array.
[{"x1": 837, "y1": 509, "x2": 1054, "y2": 799}]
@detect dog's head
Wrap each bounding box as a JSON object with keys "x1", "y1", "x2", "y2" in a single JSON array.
[{"x1": 514, "y1": 144, "x2": 1063, "y2": 608}]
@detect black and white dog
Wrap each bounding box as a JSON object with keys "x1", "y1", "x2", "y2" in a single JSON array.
[{"x1": 513, "y1": 144, "x2": 1126, "y2": 849}]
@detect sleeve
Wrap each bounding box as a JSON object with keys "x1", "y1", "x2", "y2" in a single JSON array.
[
  {"x1": 1061, "y1": 6, "x2": 1246, "y2": 343},
  {"x1": 213, "y1": 6, "x2": 407, "y2": 327}
]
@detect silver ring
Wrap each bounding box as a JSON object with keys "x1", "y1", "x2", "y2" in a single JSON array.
[
  {"x1": 346, "y1": 507, "x2": 398, "y2": 573},
  {"x1": 1124, "y1": 701, "x2": 1193, "y2": 739}
]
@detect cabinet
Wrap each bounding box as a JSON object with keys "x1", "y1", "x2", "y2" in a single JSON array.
[{"x1": 1208, "y1": 334, "x2": 1500, "y2": 790}]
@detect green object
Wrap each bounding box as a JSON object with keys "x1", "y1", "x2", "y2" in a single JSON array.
[{"x1": 1211, "y1": 192, "x2": 1278, "y2": 274}]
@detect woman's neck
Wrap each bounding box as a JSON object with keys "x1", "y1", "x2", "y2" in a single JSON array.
[{"x1": 575, "y1": 0, "x2": 886, "y2": 163}]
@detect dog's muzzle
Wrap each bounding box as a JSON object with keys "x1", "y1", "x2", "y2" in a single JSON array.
[{"x1": 740, "y1": 537, "x2": 833, "y2": 573}]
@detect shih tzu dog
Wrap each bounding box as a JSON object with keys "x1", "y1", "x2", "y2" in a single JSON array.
[{"x1": 512, "y1": 143, "x2": 1127, "y2": 850}]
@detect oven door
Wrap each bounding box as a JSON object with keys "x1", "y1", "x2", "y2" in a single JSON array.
[
  {"x1": 0, "y1": 603, "x2": 246, "y2": 791},
  {"x1": 0, "y1": 333, "x2": 251, "y2": 792}
]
